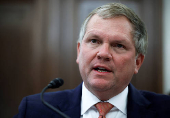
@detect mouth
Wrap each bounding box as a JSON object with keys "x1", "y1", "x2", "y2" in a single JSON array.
[{"x1": 93, "y1": 66, "x2": 112, "y2": 73}]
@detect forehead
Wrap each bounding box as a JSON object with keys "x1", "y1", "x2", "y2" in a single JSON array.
[
  {"x1": 86, "y1": 14, "x2": 133, "y2": 32},
  {"x1": 84, "y1": 15, "x2": 133, "y2": 42}
]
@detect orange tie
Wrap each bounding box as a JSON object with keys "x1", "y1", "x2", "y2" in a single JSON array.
[{"x1": 95, "y1": 102, "x2": 114, "y2": 118}]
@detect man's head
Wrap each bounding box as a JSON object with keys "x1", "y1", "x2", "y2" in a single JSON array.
[
  {"x1": 76, "y1": 3, "x2": 147, "y2": 100},
  {"x1": 78, "y1": 3, "x2": 148, "y2": 56}
]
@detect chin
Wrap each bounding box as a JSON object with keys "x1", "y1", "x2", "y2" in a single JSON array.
[{"x1": 89, "y1": 79, "x2": 113, "y2": 92}]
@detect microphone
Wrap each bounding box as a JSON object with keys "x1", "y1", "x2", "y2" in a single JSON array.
[
  {"x1": 40, "y1": 78, "x2": 70, "y2": 118},
  {"x1": 48, "y1": 78, "x2": 64, "y2": 88}
]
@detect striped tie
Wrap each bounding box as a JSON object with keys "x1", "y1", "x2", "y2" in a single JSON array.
[{"x1": 95, "y1": 102, "x2": 114, "y2": 118}]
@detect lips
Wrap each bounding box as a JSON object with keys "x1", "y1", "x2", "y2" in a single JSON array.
[{"x1": 93, "y1": 65, "x2": 112, "y2": 73}]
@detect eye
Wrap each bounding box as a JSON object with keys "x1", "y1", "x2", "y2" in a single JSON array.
[
  {"x1": 112, "y1": 43, "x2": 126, "y2": 49},
  {"x1": 91, "y1": 39, "x2": 98, "y2": 43},
  {"x1": 116, "y1": 44, "x2": 124, "y2": 48}
]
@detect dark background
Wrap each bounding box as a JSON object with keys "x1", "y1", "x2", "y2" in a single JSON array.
[{"x1": 0, "y1": 0, "x2": 166, "y2": 118}]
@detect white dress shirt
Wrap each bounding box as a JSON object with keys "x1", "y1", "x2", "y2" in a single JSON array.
[{"x1": 81, "y1": 82, "x2": 128, "y2": 118}]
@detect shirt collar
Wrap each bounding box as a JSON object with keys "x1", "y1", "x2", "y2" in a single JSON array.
[{"x1": 81, "y1": 82, "x2": 128, "y2": 115}]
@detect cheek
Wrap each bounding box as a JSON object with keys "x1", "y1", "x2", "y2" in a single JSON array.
[
  {"x1": 79, "y1": 46, "x2": 97, "y2": 64},
  {"x1": 115, "y1": 55, "x2": 136, "y2": 73},
  {"x1": 78, "y1": 49, "x2": 91, "y2": 69},
  {"x1": 114, "y1": 57, "x2": 136, "y2": 86}
]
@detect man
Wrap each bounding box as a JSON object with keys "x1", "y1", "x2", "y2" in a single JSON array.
[{"x1": 14, "y1": 3, "x2": 170, "y2": 118}]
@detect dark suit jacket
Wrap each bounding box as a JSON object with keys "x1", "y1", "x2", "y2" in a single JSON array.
[{"x1": 14, "y1": 83, "x2": 170, "y2": 118}]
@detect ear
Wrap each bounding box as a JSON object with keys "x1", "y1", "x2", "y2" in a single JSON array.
[
  {"x1": 76, "y1": 42, "x2": 81, "y2": 64},
  {"x1": 134, "y1": 54, "x2": 145, "y2": 74}
]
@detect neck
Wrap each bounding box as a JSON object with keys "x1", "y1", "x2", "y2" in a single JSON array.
[
  {"x1": 89, "y1": 87, "x2": 124, "y2": 101},
  {"x1": 93, "y1": 90, "x2": 119, "y2": 101},
  {"x1": 84, "y1": 82, "x2": 128, "y2": 101}
]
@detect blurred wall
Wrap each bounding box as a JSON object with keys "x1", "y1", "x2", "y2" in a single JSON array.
[
  {"x1": 163, "y1": 0, "x2": 170, "y2": 95},
  {"x1": 0, "y1": 0, "x2": 166, "y2": 118}
]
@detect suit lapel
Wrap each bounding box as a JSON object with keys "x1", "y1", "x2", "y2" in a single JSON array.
[
  {"x1": 57, "y1": 83, "x2": 82, "y2": 118},
  {"x1": 53, "y1": 83, "x2": 158, "y2": 118},
  {"x1": 127, "y1": 83, "x2": 157, "y2": 118}
]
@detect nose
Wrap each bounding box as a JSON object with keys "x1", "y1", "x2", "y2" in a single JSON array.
[{"x1": 97, "y1": 44, "x2": 112, "y2": 61}]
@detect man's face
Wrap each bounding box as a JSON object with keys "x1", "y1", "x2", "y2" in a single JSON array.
[{"x1": 76, "y1": 15, "x2": 144, "y2": 98}]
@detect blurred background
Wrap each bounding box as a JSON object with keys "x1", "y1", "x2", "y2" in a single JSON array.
[{"x1": 0, "y1": 0, "x2": 170, "y2": 118}]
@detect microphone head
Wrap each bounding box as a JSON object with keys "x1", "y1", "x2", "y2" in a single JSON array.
[{"x1": 48, "y1": 78, "x2": 64, "y2": 88}]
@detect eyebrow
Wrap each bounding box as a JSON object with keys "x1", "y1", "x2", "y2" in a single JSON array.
[
  {"x1": 84, "y1": 32, "x2": 101, "y2": 39},
  {"x1": 85, "y1": 32, "x2": 130, "y2": 42},
  {"x1": 83, "y1": 33, "x2": 101, "y2": 42}
]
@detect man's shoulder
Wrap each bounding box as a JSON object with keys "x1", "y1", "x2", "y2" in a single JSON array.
[
  {"x1": 127, "y1": 84, "x2": 170, "y2": 117},
  {"x1": 139, "y1": 90, "x2": 170, "y2": 99},
  {"x1": 139, "y1": 90, "x2": 170, "y2": 105},
  {"x1": 128, "y1": 83, "x2": 170, "y2": 109},
  {"x1": 26, "y1": 83, "x2": 82, "y2": 103},
  {"x1": 14, "y1": 84, "x2": 82, "y2": 118},
  {"x1": 27, "y1": 89, "x2": 73, "y2": 101}
]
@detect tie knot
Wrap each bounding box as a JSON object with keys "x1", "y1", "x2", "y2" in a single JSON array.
[{"x1": 95, "y1": 102, "x2": 114, "y2": 118}]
